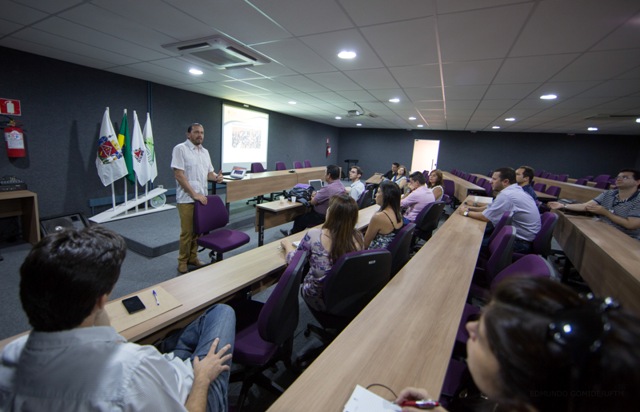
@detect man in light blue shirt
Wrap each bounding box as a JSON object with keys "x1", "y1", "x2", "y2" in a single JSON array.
[{"x1": 349, "y1": 166, "x2": 365, "y2": 202}]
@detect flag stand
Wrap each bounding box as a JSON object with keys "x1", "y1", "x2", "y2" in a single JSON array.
[{"x1": 89, "y1": 187, "x2": 173, "y2": 224}]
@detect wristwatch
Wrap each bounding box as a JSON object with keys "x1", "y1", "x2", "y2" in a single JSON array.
[{"x1": 464, "y1": 210, "x2": 469, "y2": 217}]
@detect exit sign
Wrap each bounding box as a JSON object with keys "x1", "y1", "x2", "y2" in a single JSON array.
[{"x1": 0, "y1": 98, "x2": 21, "y2": 116}]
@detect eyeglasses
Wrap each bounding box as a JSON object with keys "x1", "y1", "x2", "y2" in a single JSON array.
[{"x1": 615, "y1": 175, "x2": 634, "y2": 180}]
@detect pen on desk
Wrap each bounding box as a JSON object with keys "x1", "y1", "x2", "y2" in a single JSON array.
[
  {"x1": 152, "y1": 289, "x2": 160, "y2": 306},
  {"x1": 399, "y1": 399, "x2": 439, "y2": 409}
]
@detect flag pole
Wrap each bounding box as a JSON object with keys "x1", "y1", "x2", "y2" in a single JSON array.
[
  {"x1": 144, "y1": 183, "x2": 149, "y2": 210},
  {"x1": 134, "y1": 175, "x2": 139, "y2": 213},
  {"x1": 111, "y1": 182, "x2": 117, "y2": 211}
]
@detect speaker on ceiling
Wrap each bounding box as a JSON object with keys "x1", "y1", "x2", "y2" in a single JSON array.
[{"x1": 40, "y1": 213, "x2": 90, "y2": 237}]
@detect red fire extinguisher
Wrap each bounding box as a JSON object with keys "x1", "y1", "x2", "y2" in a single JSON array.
[
  {"x1": 4, "y1": 120, "x2": 26, "y2": 158},
  {"x1": 326, "y1": 137, "x2": 331, "y2": 158}
]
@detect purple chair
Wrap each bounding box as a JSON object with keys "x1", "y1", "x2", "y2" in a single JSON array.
[
  {"x1": 467, "y1": 175, "x2": 477, "y2": 184},
  {"x1": 293, "y1": 161, "x2": 304, "y2": 169},
  {"x1": 247, "y1": 162, "x2": 267, "y2": 205},
  {"x1": 594, "y1": 180, "x2": 610, "y2": 189},
  {"x1": 476, "y1": 177, "x2": 487, "y2": 186},
  {"x1": 513, "y1": 212, "x2": 559, "y2": 261},
  {"x1": 575, "y1": 178, "x2": 589, "y2": 185},
  {"x1": 558, "y1": 174, "x2": 568, "y2": 182},
  {"x1": 533, "y1": 182, "x2": 546, "y2": 192},
  {"x1": 535, "y1": 169, "x2": 544, "y2": 177},
  {"x1": 413, "y1": 201, "x2": 446, "y2": 245},
  {"x1": 356, "y1": 189, "x2": 374, "y2": 209},
  {"x1": 443, "y1": 179, "x2": 456, "y2": 206},
  {"x1": 458, "y1": 255, "x2": 554, "y2": 343},
  {"x1": 473, "y1": 226, "x2": 516, "y2": 288},
  {"x1": 303, "y1": 159, "x2": 312, "y2": 168},
  {"x1": 593, "y1": 174, "x2": 610, "y2": 183},
  {"x1": 194, "y1": 195, "x2": 250, "y2": 262},
  {"x1": 386, "y1": 222, "x2": 416, "y2": 276},
  {"x1": 231, "y1": 250, "x2": 308, "y2": 409},
  {"x1": 545, "y1": 185, "x2": 561, "y2": 199},
  {"x1": 480, "y1": 211, "x2": 512, "y2": 259},
  {"x1": 481, "y1": 180, "x2": 493, "y2": 197},
  {"x1": 275, "y1": 161, "x2": 287, "y2": 171},
  {"x1": 542, "y1": 172, "x2": 551, "y2": 178},
  {"x1": 583, "y1": 175, "x2": 594, "y2": 181}
]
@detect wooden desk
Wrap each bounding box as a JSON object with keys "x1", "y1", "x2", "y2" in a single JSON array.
[
  {"x1": 567, "y1": 178, "x2": 597, "y2": 187},
  {"x1": 442, "y1": 171, "x2": 485, "y2": 201},
  {"x1": 255, "y1": 200, "x2": 305, "y2": 246},
  {"x1": 0, "y1": 190, "x2": 40, "y2": 245},
  {"x1": 535, "y1": 190, "x2": 557, "y2": 201},
  {"x1": 365, "y1": 173, "x2": 384, "y2": 185},
  {"x1": 269, "y1": 197, "x2": 487, "y2": 411},
  {"x1": 553, "y1": 212, "x2": 640, "y2": 315},
  {"x1": 0, "y1": 205, "x2": 379, "y2": 350},
  {"x1": 294, "y1": 166, "x2": 328, "y2": 184},
  {"x1": 534, "y1": 177, "x2": 603, "y2": 203}
]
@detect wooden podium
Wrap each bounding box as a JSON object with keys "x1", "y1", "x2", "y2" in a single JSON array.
[{"x1": 0, "y1": 190, "x2": 40, "y2": 244}]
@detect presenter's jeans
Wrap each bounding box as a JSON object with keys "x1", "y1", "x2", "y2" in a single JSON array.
[{"x1": 177, "y1": 202, "x2": 198, "y2": 264}]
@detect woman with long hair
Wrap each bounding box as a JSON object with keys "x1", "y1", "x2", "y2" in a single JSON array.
[
  {"x1": 364, "y1": 181, "x2": 403, "y2": 249},
  {"x1": 396, "y1": 276, "x2": 640, "y2": 412},
  {"x1": 281, "y1": 193, "x2": 364, "y2": 310},
  {"x1": 392, "y1": 165, "x2": 409, "y2": 192},
  {"x1": 427, "y1": 169, "x2": 444, "y2": 201}
]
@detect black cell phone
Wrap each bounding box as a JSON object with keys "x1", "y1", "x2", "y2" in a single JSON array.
[{"x1": 122, "y1": 296, "x2": 146, "y2": 314}]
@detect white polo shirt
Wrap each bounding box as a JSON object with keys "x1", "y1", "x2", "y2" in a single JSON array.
[{"x1": 171, "y1": 139, "x2": 214, "y2": 204}]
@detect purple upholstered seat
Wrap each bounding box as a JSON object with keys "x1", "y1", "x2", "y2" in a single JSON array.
[
  {"x1": 275, "y1": 161, "x2": 287, "y2": 170},
  {"x1": 545, "y1": 185, "x2": 561, "y2": 199},
  {"x1": 193, "y1": 195, "x2": 250, "y2": 262},
  {"x1": 231, "y1": 250, "x2": 308, "y2": 409},
  {"x1": 413, "y1": 201, "x2": 446, "y2": 244},
  {"x1": 533, "y1": 182, "x2": 546, "y2": 192},
  {"x1": 293, "y1": 160, "x2": 304, "y2": 169},
  {"x1": 303, "y1": 159, "x2": 312, "y2": 168},
  {"x1": 386, "y1": 222, "x2": 416, "y2": 276},
  {"x1": 473, "y1": 225, "x2": 515, "y2": 288},
  {"x1": 513, "y1": 212, "x2": 558, "y2": 260}
]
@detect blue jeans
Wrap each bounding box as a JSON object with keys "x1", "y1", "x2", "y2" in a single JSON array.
[{"x1": 173, "y1": 304, "x2": 236, "y2": 412}]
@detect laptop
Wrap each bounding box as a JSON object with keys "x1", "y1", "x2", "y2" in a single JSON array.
[
  {"x1": 227, "y1": 168, "x2": 247, "y2": 180},
  {"x1": 309, "y1": 179, "x2": 324, "y2": 191}
]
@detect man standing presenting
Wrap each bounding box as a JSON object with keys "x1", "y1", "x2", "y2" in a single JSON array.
[
  {"x1": 515, "y1": 165, "x2": 538, "y2": 201},
  {"x1": 281, "y1": 164, "x2": 346, "y2": 235},
  {"x1": 548, "y1": 169, "x2": 640, "y2": 240},
  {"x1": 0, "y1": 226, "x2": 235, "y2": 412},
  {"x1": 172, "y1": 123, "x2": 224, "y2": 274},
  {"x1": 459, "y1": 167, "x2": 541, "y2": 253},
  {"x1": 349, "y1": 166, "x2": 365, "y2": 202},
  {"x1": 400, "y1": 171, "x2": 435, "y2": 224}
]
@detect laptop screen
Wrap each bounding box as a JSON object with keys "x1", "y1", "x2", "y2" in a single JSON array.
[
  {"x1": 309, "y1": 179, "x2": 323, "y2": 191},
  {"x1": 230, "y1": 168, "x2": 246, "y2": 179}
]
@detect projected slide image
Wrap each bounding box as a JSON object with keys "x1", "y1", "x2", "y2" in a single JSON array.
[
  {"x1": 222, "y1": 104, "x2": 269, "y2": 171},
  {"x1": 232, "y1": 126, "x2": 261, "y2": 149}
]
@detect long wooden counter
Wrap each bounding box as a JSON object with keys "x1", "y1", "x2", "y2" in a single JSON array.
[
  {"x1": 553, "y1": 212, "x2": 640, "y2": 315},
  {"x1": 442, "y1": 171, "x2": 485, "y2": 201},
  {"x1": 269, "y1": 199, "x2": 487, "y2": 411},
  {"x1": 534, "y1": 177, "x2": 603, "y2": 203}
]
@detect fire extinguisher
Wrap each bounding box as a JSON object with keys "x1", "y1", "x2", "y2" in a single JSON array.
[
  {"x1": 326, "y1": 137, "x2": 331, "y2": 158},
  {"x1": 4, "y1": 120, "x2": 26, "y2": 158}
]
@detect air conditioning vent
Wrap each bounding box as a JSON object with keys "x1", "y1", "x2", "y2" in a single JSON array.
[{"x1": 163, "y1": 35, "x2": 270, "y2": 69}]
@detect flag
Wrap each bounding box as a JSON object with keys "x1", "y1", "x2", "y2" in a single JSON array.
[
  {"x1": 118, "y1": 109, "x2": 134, "y2": 184},
  {"x1": 131, "y1": 111, "x2": 151, "y2": 186},
  {"x1": 95, "y1": 107, "x2": 128, "y2": 186},
  {"x1": 143, "y1": 112, "x2": 158, "y2": 183}
]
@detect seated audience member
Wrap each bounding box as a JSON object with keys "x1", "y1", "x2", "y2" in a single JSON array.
[
  {"x1": 459, "y1": 167, "x2": 541, "y2": 253},
  {"x1": 0, "y1": 226, "x2": 235, "y2": 412},
  {"x1": 427, "y1": 169, "x2": 445, "y2": 201},
  {"x1": 401, "y1": 171, "x2": 435, "y2": 224},
  {"x1": 392, "y1": 165, "x2": 410, "y2": 192},
  {"x1": 383, "y1": 162, "x2": 400, "y2": 180},
  {"x1": 396, "y1": 276, "x2": 640, "y2": 412},
  {"x1": 516, "y1": 165, "x2": 538, "y2": 201},
  {"x1": 348, "y1": 166, "x2": 365, "y2": 202},
  {"x1": 281, "y1": 194, "x2": 364, "y2": 311},
  {"x1": 548, "y1": 169, "x2": 640, "y2": 240},
  {"x1": 281, "y1": 164, "x2": 346, "y2": 235},
  {"x1": 364, "y1": 181, "x2": 404, "y2": 249}
]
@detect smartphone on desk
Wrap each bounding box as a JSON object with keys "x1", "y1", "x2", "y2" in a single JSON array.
[{"x1": 122, "y1": 296, "x2": 146, "y2": 314}]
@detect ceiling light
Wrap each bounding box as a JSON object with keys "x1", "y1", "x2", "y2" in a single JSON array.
[
  {"x1": 335, "y1": 116, "x2": 342, "y2": 120},
  {"x1": 338, "y1": 50, "x2": 356, "y2": 59},
  {"x1": 588, "y1": 127, "x2": 598, "y2": 131},
  {"x1": 636, "y1": 118, "x2": 640, "y2": 123},
  {"x1": 408, "y1": 116, "x2": 416, "y2": 121},
  {"x1": 417, "y1": 124, "x2": 424, "y2": 128},
  {"x1": 505, "y1": 117, "x2": 516, "y2": 122},
  {"x1": 492, "y1": 126, "x2": 501, "y2": 129},
  {"x1": 388, "y1": 98, "x2": 400, "y2": 103},
  {"x1": 288, "y1": 101, "x2": 296, "y2": 105},
  {"x1": 189, "y1": 68, "x2": 203, "y2": 75},
  {"x1": 356, "y1": 123, "x2": 362, "y2": 126},
  {"x1": 540, "y1": 94, "x2": 557, "y2": 100}
]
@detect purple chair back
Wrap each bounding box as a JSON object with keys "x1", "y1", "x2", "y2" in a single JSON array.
[
  {"x1": 482, "y1": 180, "x2": 493, "y2": 197},
  {"x1": 486, "y1": 211, "x2": 512, "y2": 246},
  {"x1": 294, "y1": 161, "x2": 304, "y2": 169},
  {"x1": 575, "y1": 178, "x2": 589, "y2": 185},
  {"x1": 250, "y1": 162, "x2": 265, "y2": 173},
  {"x1": 485, "y1": 226, "x2": 516, "y2": 280},
  {"x1": 545, "y1": 186, "x2": 561, "y2": 198},
  {"x1": 593, "y1": 174, "x2": 610, "y2": 183},
  {"x1": 304, "y1": 159, "x2": 312, "y2": 168},
  {"x1": 533, "y1": 182, "x2": 546, "y2": 192},
  {"x1": 594, "y1": 180, "x2": 609, "y2": 189},
  {"x1": 386, "y1": 222, "x2": 416, "y2": 276},
  {"x1": 532, "y1": 212, "x2": 558, "y2": 257},
  {"x1": 443, "y1": 179, "x2": 455, "y2": 198},
  {"x1": 542, "y1": 172, "x2": 551, "y2": 178},
  {"x1": 558, "y1": 174, "x2": 568, "y2": 182},
  {"x1": 414, "y1": 201, "x2": 446, "y2": 242},
  {"x1": 258, "y1": 250, "x2": 308, "y2": 344},
  {"x1": 193, "y1": 195, "x2": 229, "y2": 234},
  {"x1": 534, "y1": 169, "x2": 544, "y2": 177},
  {"x1": 467, "y1": 175, "x2": 477, "y2": 184},
  {"x1": 357, "y1": 189, "x2": 374, "y2": 209},
  {"x1": 275, "y1": 161, "x2": 287, "y2": 170},
  {"x1": 490, "y1": 254, "x2": 553, "y2": 291},
  {"x1": 476, "y1": 177, "x2": 487, "y2": 186}
]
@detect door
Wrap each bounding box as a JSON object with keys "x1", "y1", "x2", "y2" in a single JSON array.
[{"x1": 411, "y1": 139, "x2": 440, "y2": 173}]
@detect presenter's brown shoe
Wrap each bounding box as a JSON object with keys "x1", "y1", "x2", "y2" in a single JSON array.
[
  {"x1": 178, "y1": 262, "x2": 188, "y2": 274},
  {"x1": 188, "y1": 259, "x2": 206, "y2": 267}
]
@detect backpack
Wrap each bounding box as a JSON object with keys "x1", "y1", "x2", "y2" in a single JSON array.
[{"x1": 286, "y1": 184, "x2": 314, "y2": 206}]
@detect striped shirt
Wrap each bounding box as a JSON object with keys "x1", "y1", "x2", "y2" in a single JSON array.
[{"x1": 593, "y1": 189, "x2": 640, "y2": 240}]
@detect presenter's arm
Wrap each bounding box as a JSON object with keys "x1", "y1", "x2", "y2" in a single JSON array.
[
  {"x1": 185, "y1": 338, "x2": 232, "y2": 412},
  {"x1": 207, "y1": 169, "x2": 224, "y2": 183},
  {"x1": 174, "y1": 168, "x2": 207, "y2": 205}
]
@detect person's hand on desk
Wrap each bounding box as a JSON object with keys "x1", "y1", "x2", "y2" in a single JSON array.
[
  {"x1": 280, "y1": 239, "x2": 295, "y2": 255},
  {"x1": 457, "y1": 204, "x2": 469, "y2": 215},
  {"x1": 585, "y1": 203, "x2": 607, "y2": 216},
  {"x1": 547, "y1": 201, "x2": 565, "y2": 210}
]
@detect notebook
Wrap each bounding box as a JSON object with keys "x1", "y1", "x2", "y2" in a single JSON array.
[{"x1": 309, "y1": 179, "x2": 324, "y2": 191}]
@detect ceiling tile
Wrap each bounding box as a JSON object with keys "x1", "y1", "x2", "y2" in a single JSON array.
[{"x1": 249, "y1": 0, "x2": 353, "y2": 36}]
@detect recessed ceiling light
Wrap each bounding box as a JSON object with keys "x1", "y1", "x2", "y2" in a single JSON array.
[
  {"x1": 388, "y1": 98, "x2": 400, "y2": 103},
  {"x1": 356, "y1": 123, "x2": 362, "y2": 126},
  {"x1": 540, "y1": 94, "x2": 557, "y2": 100},
  {"x1": 189, "y1": 68, "x2": 203, "y2": 75},
  {"x1": 408, "y1": 116, "x2": 416, "y2": 121},
  {"x1": 492, "y1": 126, "x2": 501, "y2": 129},
  {"x1": 338, "y1": 50, "x2": 356, "y2": 59},
  {"x1": 335, "y1": 116, "x2": 342, "y2": 120},
  {"x1": 417, "y1": 124, "x2": 424, "y2": 128},
  {"x1": 636, "y1": 118, "x2": 640, "y2": 123},
  {"x1": 505, "y1": 117, "x2": 516, "y2": 122},
  {"x1": 288, "y1": 101, "x2": 297, "y2": 105},
  {"x1": 588, "y1": 127, "x2": 598, "y2": 131}
]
